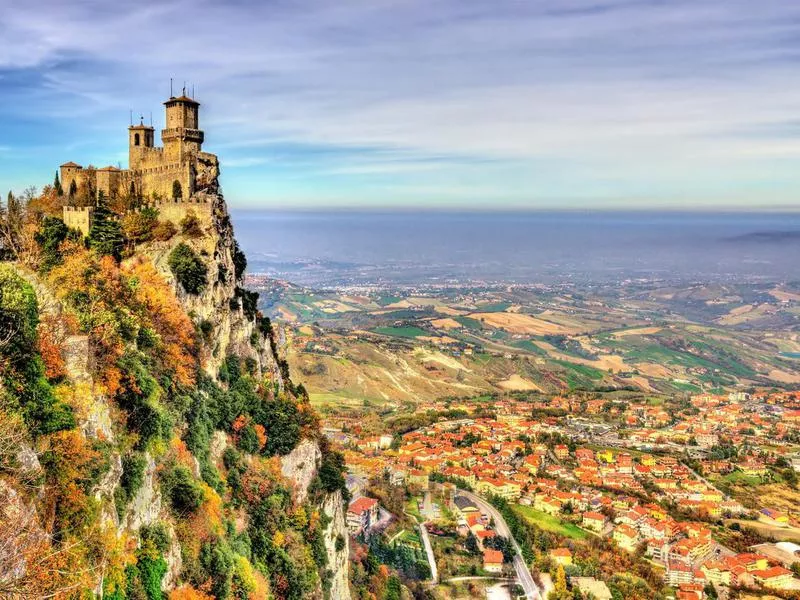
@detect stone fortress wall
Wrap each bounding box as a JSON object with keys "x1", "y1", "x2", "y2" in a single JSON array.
[
  {"x1": 63, "y1": 206, "x2": 94, "y2": 234},
  {"x1": 63, "y1": 195, "x2": 214, "y2": 237}
]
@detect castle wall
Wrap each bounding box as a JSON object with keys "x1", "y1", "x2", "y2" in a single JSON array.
[
  {"x1": 63, "y1": 206, "x2": 94, "y2": 236},
  {"x1": 150, "y1": 197, "x2": 213, "y2": 227},
  {"x1": 60, "y1": 166, "x2": 85, "y2": 198},
  {"x1": 136, "y1": 162, "x2": 193, "y2": 200},
  {"x1": 96, "y1": 170, "x2": 125, "y2": 199}
]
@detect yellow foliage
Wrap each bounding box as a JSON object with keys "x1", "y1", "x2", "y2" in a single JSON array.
[
  {"x1": 169, "y1": 585, "x2": 214, "y2": 600},
  {"x1": 291, "y1": 506, "x2": 308, "y2": 530},
  {"x1": 272, "y1": 530, "x2": 285, "y2": 548}
]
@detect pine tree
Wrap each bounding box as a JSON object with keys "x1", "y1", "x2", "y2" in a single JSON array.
[
  {"x1": 68, "y1": 180, "x2": 77, "y2": 201},
  {"x1": 54, "y1": 171, "x2": 63, "y2": 195}
]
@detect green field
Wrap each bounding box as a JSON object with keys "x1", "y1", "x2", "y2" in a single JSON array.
[
  {"x1": 373, "y1": 326, "x2": 429, "y2": 338},
  {"x1": 510, "y1": 339, "x2": 546, "y2": 355},
  {"x1": 718, "y1": 471, "x2": 763, "y2": 486},
  {"x1": 454, "y1": 316, "x2": 483, "y2": 331},
  {"x1": 477, "y1": 301, "x2": 512, "y2": 313},
  {"x1": 553, "y1": 360, "x2": 605, "y2": 388},
  {"x1": 513, "y1": 505, "x2": 588, "y2": 540}
]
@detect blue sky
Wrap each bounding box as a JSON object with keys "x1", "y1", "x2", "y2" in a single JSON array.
[{"x1": 2, "y1": 0, "x2": 800, "y2": 209}]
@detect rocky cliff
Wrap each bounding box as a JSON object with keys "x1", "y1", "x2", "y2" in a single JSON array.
[
  {"x1": 138, "y1": 191, "x2": 283, "y2": 384},
  {"x1": 0, "y1": 185, "x2": 351, "y2": 599}
]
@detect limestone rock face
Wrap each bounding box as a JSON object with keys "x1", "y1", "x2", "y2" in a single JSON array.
[
  {"x1": 209, "y1": 430, "x2": 228, "y2": 465},
  {"x1": 139, "y1": 192, "x2": 282, "y2": 384},
  {"x1": 15, "y1": 444, "x2": 41, "y2": 476},
  {"x1": 122, "y1": 452, "x2": 161, "y2": 532},
  {"x1": 161, "y1": 524, "x2": 183, "y2": 591},
  {"x1": 322, "y1": 491, "x2": 352, "y2": 600},
  {"x1": 280, "y1": 438, "x2": 322, "y2": 504},
  {"x1": 0, "y1": 479, "x2": 46, "y2": 584},
  {"x1": 94, "y1": 452, "x2": 123, "y2": 528}
]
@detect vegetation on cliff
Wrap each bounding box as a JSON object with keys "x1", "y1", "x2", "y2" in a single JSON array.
[{"x1": 0, "y1": 186, "x2": 348, "y2": 599}]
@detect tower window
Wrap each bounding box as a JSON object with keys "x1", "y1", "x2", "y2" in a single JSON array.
[{"x1": 134, "y1": 133, "x2": 140, "y2": 146}]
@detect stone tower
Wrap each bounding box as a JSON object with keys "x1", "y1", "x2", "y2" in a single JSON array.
[
  {"x1": 128, "y1": 118, "x2": 155, "y2": 171},
  {"x1": 162, "y1": 94, "x2": 204, "y2": 163}
]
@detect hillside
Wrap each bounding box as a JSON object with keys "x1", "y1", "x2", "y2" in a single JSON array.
[
  {"x1": 0, "y1": 186, "x2": 351, "y2": 599},
  {"x1": 250, "y1": 281, "x2": 800, "y2": 410}
]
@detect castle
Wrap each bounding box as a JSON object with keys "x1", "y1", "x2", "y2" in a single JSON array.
[{"x1": 60, "y1": 91, "x2": 220, "y2": 234}]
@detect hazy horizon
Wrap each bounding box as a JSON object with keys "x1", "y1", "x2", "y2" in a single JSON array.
[{"x1": 233, "y1": 209, "x2": 800, "y2": 287}]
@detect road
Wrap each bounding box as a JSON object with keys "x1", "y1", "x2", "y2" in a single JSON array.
[
  {"x1": 457, "y1": 490, "x2": 542, "y2": 600},
  {"x1": 418, "y1": 521, "x2": 439, "y2": 584}
]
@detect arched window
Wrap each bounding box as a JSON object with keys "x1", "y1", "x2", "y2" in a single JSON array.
[{"x1": 134, "y1": 133, "x2": 140, "y2": 146}]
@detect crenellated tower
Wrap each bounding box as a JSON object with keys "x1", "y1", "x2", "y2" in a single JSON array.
[{"x1": 162, "y1": 94, "x2": 204, "y2": 163}]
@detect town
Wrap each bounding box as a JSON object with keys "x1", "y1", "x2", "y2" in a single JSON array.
[{"x1": 333, "y1": 389, "x2": 800, "y2": 599}]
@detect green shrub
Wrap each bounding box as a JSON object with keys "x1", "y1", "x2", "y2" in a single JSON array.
[
  {"x1": 140, "y1": 522, "x2": 171, "y2": 554},
  {"x1": 34, "y1": 216, "x2": 78, "y2": 272},
  {"x1": 0, "y1": 267, "x2": 74, "y2": 435},
  {"x1": 138, "y1": 555, "x2": 167, "y2": 600},
  {"x1": 258, "y1": 397, "x2": 301, "y2": 456},
  {"x1": 121, "y1": 452, "x2": 147, "y2": 499},
  {"x1": 168, "y1": 243, "x2": 207, "y2": 294},
  {"x1": 199, "y1": 319, "x2": 213, "y2": 342},
  {"x1": 163, "y1": 465, "x2": 204, "y2": 514},
  {"x1": 235, "y1": 287, "x2": 259, "y2": 320},
  {"x1": 200, "y1": 539, "x2": 234, "y2": 600},
  {"x1": 233, "y1": 241, "x2": 247, "y2": 279},
  {"x1": 238, "y1": 423, "x2": 261, "y2": 454}
]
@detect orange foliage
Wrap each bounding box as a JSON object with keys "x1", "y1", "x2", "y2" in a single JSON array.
[
  {"x1": 169, "y1": 585, "x2": 214, "y2": 600},
  {"x1": 37, "y1": 316, "x2": 67, "y2": 380},
  {"x1": 124, "y1": 257, "x2": 197, "y2": 387},
  {"x1": 249, "y1": 569, "x2": 270, "y2": 600},
  {"x1": 27, "y1": 185, "x2": 63, "y2": 219},
  {"x1": 43, "y1": 429, "x2": 101, "y2": 539},
  {"x1": 253, "y1": 424, "x2": 267, "y2": 450},
  {"x1": 240, "y1": 459, "x2": 280, "y2": 506},
  {"x1": 47, "y1": 244, "x2": 198, "y2": 396},
  {"x1": 232, "y1": 414, "x2": 249, "y2": 432},
  {"x1": 171, "y1": 438, "x2": 196, "y2": 470}
]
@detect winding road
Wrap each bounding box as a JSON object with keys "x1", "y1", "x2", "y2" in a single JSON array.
[{"x1": 456, "y1": 490, "x2": 542, "y2": 600}]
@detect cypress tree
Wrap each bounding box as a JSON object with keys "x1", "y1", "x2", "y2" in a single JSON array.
[
  {"x1": 54, "y1": 171, "x2": 63, "y2": 195},
  {"x1": 88, "y1": 200, "x2": 124, "y2": 260}
]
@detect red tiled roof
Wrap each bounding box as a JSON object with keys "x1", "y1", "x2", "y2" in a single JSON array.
[{"x1": 348, "y1": 497, "x2": 378, "y2": 514}]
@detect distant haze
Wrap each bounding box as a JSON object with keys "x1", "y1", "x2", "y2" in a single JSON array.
[{"x1": 233, "y1": 210, "x2": 800, "y2": 286}]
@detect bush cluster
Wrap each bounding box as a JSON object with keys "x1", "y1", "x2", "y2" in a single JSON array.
[{"x1": 168, "y1": 242, "x2": 208, "y2": 294}]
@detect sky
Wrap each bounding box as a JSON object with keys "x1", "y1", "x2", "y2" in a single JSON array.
[{"x1": 2, "y1": 0, "x2": 800, "y2": 210}]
